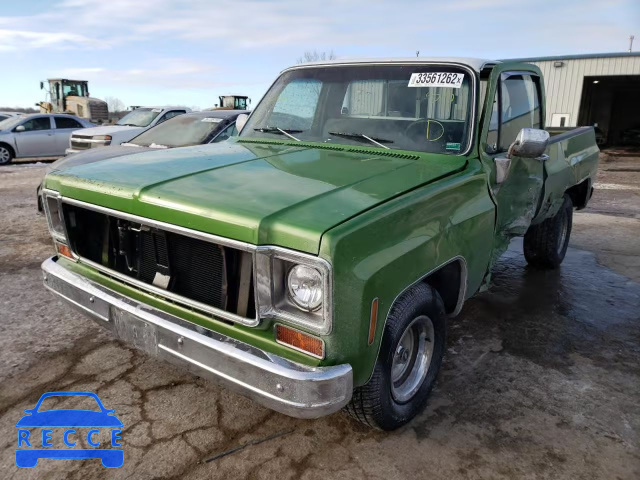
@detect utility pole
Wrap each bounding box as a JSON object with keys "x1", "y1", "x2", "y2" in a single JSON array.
[
  {"x1": 416, "y1": 50, "x2": 420, "y2": 57},
  {"x1": 630, "y1": 35, "x2": 635, "y2": 53}
]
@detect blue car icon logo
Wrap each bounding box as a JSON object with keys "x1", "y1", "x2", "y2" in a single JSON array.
[{"x1": 16, "y1": 391, "x2": 123, "y2": 468}]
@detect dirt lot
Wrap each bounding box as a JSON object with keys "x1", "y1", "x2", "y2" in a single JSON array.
[{"x1": 0, "y1": 153, "x2": 638, "y2": 479}]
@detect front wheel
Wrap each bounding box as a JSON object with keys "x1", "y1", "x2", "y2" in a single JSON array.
[
  {"x1": 345, "y1": 283, "x2": 446, "y2": 430},
  {"x1": 0, "y1": 144, "x2": 13, "y2": 165},
  {"x1": 524, "y1": 194, "x2": 573, "y2": 269}
]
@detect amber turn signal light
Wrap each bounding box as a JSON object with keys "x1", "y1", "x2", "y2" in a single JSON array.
[
  {"x1": 275, "y1": 324, "x2": 324, "y2": 359},
  {"x1": 56, "y1": 242, "x2": 74, "y2": 260}
]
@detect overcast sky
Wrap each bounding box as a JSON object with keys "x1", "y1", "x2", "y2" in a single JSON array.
[{"x1": 1, "y1": 0, "x2": 638, "y2": 109}]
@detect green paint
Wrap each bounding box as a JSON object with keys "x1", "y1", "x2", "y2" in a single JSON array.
[{"x1": 43, "y1": 60, "x2": 599, "y2": 388}]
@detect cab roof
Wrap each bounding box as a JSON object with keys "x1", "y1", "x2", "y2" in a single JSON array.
[
  {"x1": 286, "y1": 57, "x2": 500, "y2": 73},
  {"x1": 46, "y1": 79, "x2": 89, "y2": 83}
]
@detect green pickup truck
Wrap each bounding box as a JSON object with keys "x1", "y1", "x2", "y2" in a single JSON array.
[{"x1": 40, "y1": 58, "x2": 599, "y2": 430}]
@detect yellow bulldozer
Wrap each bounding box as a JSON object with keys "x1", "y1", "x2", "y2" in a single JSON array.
[{"x1": 38, "y1": 79, "x2": 109, "y2": 123}]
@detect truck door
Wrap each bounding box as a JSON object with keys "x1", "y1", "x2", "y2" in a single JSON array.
[
  {"x1": 480, "y1": 68, "x2": 546, "y2": 245},
  {"x1": 14, "y1": 116, "x2": 57, "y2": 157}
]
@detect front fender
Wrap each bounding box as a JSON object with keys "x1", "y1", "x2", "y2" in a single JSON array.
[
  {"x1": 319, "y1": 160, "x2": 495, "y2": 386},
  {"x1": 0, "y1": 135, "x2": 18, "y2": 155}
]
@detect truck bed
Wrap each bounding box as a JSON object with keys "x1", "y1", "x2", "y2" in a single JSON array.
[{"x1": 534, "y1": 126, "x2": 600, "y2": 222}]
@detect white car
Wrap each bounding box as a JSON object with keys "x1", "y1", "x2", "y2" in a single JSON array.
[{"x1": 66, "y1": 106, "x2": 190, "y2": 154}]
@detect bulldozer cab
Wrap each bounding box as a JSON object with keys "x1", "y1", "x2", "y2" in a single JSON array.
[
  {"x1": 39, "y1": 78, "x2": 108, "y2": 123},
  {"x1": 218, "y1": 95, "x2": 250, "y2": 110},
  {"x1": 43, "y1": 79, "x2": 90, "y2": 112}
]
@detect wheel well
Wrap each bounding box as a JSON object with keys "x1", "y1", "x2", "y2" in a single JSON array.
[
  {"x1": 565, "y1": 178, "x2": 591, "y2": 210},
  {"x1": 0, "y1": 142, "x2": 15, "y2": 157},
  {"x1": 423, "y1": 258, "x2": 466, "y2": 315}
]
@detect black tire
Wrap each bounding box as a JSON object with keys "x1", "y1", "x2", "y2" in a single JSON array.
[
  {"x1": 345, "y1": 283, "x2": 446, "y2": 430},
  {"x1": 0, "y1": 144, "x2": 14, "y2": 165},
  {"x1": 523, "y1": 194, "x2": 573, "y2": 269}
]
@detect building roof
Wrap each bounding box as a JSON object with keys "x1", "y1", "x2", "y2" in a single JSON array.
[
  {"x1": 286, "y1": 57, "x2": 499, "y2": 72},
  {"x1": 503, "y1": 51, "x2": 640, "y2": 63}
]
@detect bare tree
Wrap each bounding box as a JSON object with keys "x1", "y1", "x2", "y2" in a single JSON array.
[
  {"x1": 296, "y1": 50, "x2": 337, "y2": 64},
  {"x1": 105, "y1": 96, "x2": 125, "y2": 113}
]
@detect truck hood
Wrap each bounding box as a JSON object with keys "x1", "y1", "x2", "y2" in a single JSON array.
[
  {"x1": 45, "y1": 140, "x2": 466, "y2": 253},
  {"x1": 48, "y1": 145, "x2": 152, "y2": 173}
]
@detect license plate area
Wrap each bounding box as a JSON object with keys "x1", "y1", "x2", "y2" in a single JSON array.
[{"x1": 110, "y1": 307, "x2": 158, "y2": 355}]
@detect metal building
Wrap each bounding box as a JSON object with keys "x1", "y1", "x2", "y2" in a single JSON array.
[{"x1": 508, "y1": 52, "x2": 640, "y2": 146}]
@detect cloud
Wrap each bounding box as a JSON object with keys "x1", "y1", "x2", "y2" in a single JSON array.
[
  {"x1": 53, "y1": 58, "x2": 261, "y2": 90},
  {"x1": 0, "y1": 0, "x2": 637, "y2": 54},
  {"x1": 0, "y1": 0, "x2": 637, "y2": 108},
  {"x1": 0, "y1": 28, "x2": 102, "y2": 51}
]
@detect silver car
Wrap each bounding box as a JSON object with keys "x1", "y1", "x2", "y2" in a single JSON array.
[{"x1": 0, "y1": 114, "x2": 94, "y2": 165}]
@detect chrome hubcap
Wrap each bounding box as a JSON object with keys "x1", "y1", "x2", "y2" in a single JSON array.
[
  {"x1": 391, "y1": 315, "x2": 435, "y2": 403},
  {"x1": 0, "y1": 147, "x2": 9, "y2": 163}
]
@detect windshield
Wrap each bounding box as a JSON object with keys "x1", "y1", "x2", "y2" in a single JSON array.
[
  {"x1": 37, "y1": 395, "x2": 101, "y2": 412},
  {"x1": 117, "y1": 108, "x2": 161, "y2": 127},
  {"x1": 129, "y1": 114, "x2": 226, "y2": 147},
  {"x1": 0, "y1": 115, "x2": 25, "y2": 131},
  {"x1": 242, "y1": 65, "x2": 474, "y2": 154},
  {"x1": 63, "y1": 81, "x2": 88, "y2": 97}
]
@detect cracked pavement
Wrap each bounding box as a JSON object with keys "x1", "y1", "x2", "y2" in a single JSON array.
[{"x1": 0, "y1": 154, "x2": 639, "y2": 479}]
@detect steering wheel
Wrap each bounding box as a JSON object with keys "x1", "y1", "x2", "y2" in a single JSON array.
[{"x1": 404, "y1": 119, "x2": 445, "y2": 143}]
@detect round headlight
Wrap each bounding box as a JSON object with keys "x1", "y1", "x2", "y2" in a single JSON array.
[{"x1": 287, "y1": 265, "x2": 323, "y2": 311}]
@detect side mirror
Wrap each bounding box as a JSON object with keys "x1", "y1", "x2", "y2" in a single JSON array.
[
  {"x1": 507, "y1": 128, "x2": 549, "y2": 160},
  {"x1": 236, "y1": 113, "x2": 249, "y2": 134},
  {"x1": 15, "y1": 125, "x2": 25, "y2": 132}
]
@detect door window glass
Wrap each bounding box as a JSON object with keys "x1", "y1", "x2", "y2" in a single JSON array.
[
  {"x1": 20, "y1": 117, "x2": 51, "y2": 131},
  {"x1": 499, "y1": 74, "x2": 540, "y2": 149},
  {"x1": 54, "y1": 117, "x2": 83, "y2": 129}
]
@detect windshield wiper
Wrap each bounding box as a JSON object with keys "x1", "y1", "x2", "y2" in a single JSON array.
[
  {"x1": 253, "y1": 126, "x2": 303, "y2": 142},
  {"x1": 328, "y1": 132, "x2": 393, "y2": 149}
]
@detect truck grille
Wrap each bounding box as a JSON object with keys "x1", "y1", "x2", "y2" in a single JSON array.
[
  {"x1": 70, "y1": 135, "x2": 93, "y2": 151},
  {"x1": 61, "y1": 203, "x2": 256, "y2": 321},
  {"x1": 89, "y1": 101, "x2": 109, "y2": 122}
]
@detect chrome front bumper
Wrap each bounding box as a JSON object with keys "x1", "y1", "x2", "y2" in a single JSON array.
[{"x1": 41, "y1": 257, "x2": 352, "y2": 419}]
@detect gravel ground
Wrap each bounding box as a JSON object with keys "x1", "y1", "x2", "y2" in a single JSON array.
[{"x1": 0, "y1": 152, "x2": 638, "y2": 479}]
